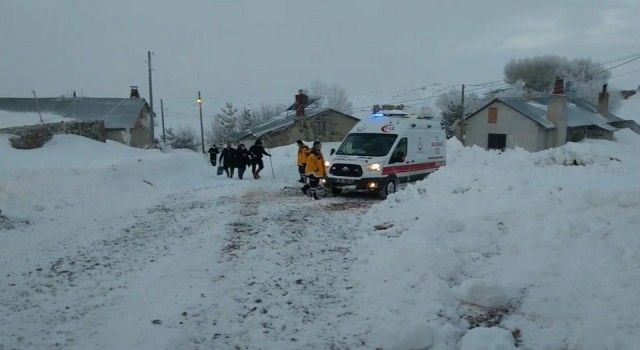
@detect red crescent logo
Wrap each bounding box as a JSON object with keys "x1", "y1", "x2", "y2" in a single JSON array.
[{"x1": 381, "y1": 125, "x2": 394, "y2": 132}]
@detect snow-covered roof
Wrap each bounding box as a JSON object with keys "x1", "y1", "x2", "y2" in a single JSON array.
[
  {"x1": 235, "y1": 108, "x2": 358, "y2": 140},
  {"x1": 0, "y1": 97, "x2": 150, "y2": 129},
  {"x1": 465, "y1": 96, "x2": 624, "y2": 131}
]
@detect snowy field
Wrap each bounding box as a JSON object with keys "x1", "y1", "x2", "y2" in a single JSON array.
[{"x1": 1, "y1": 128, "x2": 639, "y2": 349}]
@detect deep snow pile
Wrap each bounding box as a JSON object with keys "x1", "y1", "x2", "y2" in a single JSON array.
[
  {"x1": 0, "y1": 134, "x2": 216, "y2": 222},
  {"x1": 354, "y1": 131, "x2": 640, "y2": 349},
  {"x1": 0, "y1": 110, "x2": 74, "y2": 128},
  {"x1": 0, "y1": 134, "x2": 334, "y2": 222}
]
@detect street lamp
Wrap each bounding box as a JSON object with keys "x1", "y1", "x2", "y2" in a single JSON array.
[{"x1": 197, "y1": 91, "x2": 205, "y2": 153}]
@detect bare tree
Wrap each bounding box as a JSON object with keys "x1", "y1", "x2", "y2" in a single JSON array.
[
  {"x1": 308, "y1": 81, "x2": 353, "y2": 114},
  {"x1": 251, "y1": 103, "x2": 287, "y2": 124}
]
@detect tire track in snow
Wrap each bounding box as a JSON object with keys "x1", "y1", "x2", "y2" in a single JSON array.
[
  {"x1": 0, "y1": 189, "x2": 226, "y2": 349},
  {"x1": 179, "y1": 189, "x2": 374, "y2": 349}
]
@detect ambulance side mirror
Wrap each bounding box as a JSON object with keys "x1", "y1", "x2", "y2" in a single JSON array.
[{"x1": 330, "y1": 148, "x2": 335, "y2": 156}]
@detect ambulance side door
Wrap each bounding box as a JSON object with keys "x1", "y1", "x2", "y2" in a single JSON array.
[
  {"x1": 413, "y1": 129, "x2": 431, "y2": 165},
  {"x1": 427, "y1": 130, "x2": 445, "y2": 160}
]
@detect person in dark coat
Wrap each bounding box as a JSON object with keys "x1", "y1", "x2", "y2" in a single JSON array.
[
  {"x1": 219, "y1": 142, "x2": 237, "y2": 178},
  {"x1": 235, "y1": 143, "x2": 252, "y2": 180},
  {"x1": 248, "y1": 139, "x2": 271, "y2": 179},
  {"x1": 207, "y1": 145, "x2": 219, "y2": 166}
]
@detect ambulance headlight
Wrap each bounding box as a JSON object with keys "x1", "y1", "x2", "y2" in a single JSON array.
[
  {"x1": 366, "y1": 163, "x2": 382, "y2": 171},
  {"x1": 325, "y1": 161, "x2": 331, "y2": 167}
]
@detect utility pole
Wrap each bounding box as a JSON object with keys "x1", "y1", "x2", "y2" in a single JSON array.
[
  {"x1": 460, "y1": 83, "x2": 465, "y2": 146},
  {"x1": 197, "y1": 91, "x2": 205, "y2": 153},
  {"x1": 32, "y1": 90, "x2": 43, "y2": 123},
  {"x1": 160, "y1": 98, "x2": 166, "y2": 143},
  {"x1": 147, "y1": 51, "x2": 155, "y2": 141}
]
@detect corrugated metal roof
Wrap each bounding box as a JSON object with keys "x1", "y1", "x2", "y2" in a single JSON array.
[
  {"x1": 0, "y1": 97, "x2": 149, "y2": 129},
  {"x1": 235, "y1": 108, "x2": 357, "y2": 140}
]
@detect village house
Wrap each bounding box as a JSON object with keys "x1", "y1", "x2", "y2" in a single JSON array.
[
  {"x1": 0, "y1": 87, "x2": 154, "y2": 148},
  {"x1": 456, "y1": 79, "x2": 640, "y2": 151},
  {"x1": 234, "y1": 91, "x2": 359, "y2": 148}
]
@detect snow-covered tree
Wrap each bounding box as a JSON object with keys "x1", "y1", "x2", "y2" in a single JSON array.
[
  {"x1": 211, "y1": 102, "x2": 238, "y2": 143},
  {"x1": 167, "y1": 127, "x2": 199, "y2": 151},
  {"x1": 503, "y1": 56, "x2": 621, "y2": 111},
  {"x1": 236, "y1": 107, "x2": 253, "y2": 132},
  {"x1": 436, "y1": 89, "x2": 485, "y2": 138},
  {"x1": 504, "y1": 56, "x2": 611, "y2": 93}
]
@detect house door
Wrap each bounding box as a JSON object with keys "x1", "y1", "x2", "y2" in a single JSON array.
[{"x1": 487, "y1": 133, "x2": 507, "y2": 150}]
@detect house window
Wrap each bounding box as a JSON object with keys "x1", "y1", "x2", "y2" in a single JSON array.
[
  {"x1": 487, "y1": 133, "x2": 506, "y2": 150},
  {"x1": 488, "y1": 107, "x2": 498, "y2": 124}
]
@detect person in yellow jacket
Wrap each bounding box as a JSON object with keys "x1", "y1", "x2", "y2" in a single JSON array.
[
  {"x1": 296, "y1": 140, "x2": 310, "y2": 183},
  {"x1": 301, "y1": 141, "x2": 326, "y2": 200}
]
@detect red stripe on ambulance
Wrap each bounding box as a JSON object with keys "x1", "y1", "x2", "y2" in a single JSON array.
[{"x1": 381, "y1": 161, "x2": 445, "y2": 175}]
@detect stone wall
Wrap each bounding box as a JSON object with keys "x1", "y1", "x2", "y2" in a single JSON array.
[{"x1": 0, "y1": 121, "x2": 106, "y2": 149}]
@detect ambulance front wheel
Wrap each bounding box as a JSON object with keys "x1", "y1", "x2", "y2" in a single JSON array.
[{"x1": 378, "y1": 177, "x2": 398, "y2": 199}]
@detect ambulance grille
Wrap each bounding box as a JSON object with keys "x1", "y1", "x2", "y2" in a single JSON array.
[{"x1": 329, "y1": 163, "x2": 363, "y2": 177}]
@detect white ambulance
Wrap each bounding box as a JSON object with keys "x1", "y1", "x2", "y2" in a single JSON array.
[{"x1": 324, "y1": 109, "x2": 446, "y2": 199}]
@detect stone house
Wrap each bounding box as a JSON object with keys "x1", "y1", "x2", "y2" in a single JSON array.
[
  {"x1": 234, "y1": 91, "x2": 359, "y2": 148},
  {"x1": 456, "y1": 80, "x2": 639, "y2": 151},
  {"x1": 0, "y1": 88, "x2": 153, "y2": 148}
]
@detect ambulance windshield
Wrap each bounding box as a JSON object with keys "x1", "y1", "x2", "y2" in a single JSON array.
[{"x1": 336, "y1": 133, "x2": 398, "y2": 157}]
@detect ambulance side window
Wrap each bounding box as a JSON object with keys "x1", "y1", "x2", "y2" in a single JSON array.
[{"x1": 390, "y1": 138, "x2": 407, "y2": 163}]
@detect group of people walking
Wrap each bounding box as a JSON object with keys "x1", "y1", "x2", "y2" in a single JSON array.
[
  {"x1": 208, "y1": 138, "x2": 326, "y2": 200},
  {"x1": 208, "y1": 139, "x2": 271, "y2": 180}
]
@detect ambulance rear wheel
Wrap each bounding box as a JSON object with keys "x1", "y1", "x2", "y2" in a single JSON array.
[
  {"x1": 331, "y1": 187, "x2": 342, "y2": 196},
  {"x1": 378, "y1": 178, "x2": 397, "y2": 199}
]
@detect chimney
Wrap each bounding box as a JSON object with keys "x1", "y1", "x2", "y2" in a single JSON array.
[
  {"x1": 295, "y1": 89, "x2": 308, "y2": 117},
  {"x1": 597, "y1": 84, "x2": 609, "y2": 116},
  {"x1": 130, "y1": 85, "x2": 140, "y2": 99},
  {"x1": 72, "y1": 91, "x2": 77, "y2": 98},
  {"x1": 546, "y1": 77, "x2": 568, "y2": 147}
]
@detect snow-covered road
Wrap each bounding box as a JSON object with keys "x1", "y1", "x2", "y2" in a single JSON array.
[{"x1": 1, "y1": 184, "x2": 373, "y2": 349}]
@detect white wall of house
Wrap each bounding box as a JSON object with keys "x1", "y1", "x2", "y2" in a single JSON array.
[{"x1": 463, "y1": 101, "x2": 547, "y2": 152}]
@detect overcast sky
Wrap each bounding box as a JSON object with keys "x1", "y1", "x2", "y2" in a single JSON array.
[{"x1": 1, "y1": 0, "x2": 639, "y2": 121}]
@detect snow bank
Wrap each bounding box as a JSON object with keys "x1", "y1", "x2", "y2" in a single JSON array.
[
  {"x1": 0, "y1": 110, "x2": 74, "y2": 128},
  {"x1": 0, "y1": 134, "x2": 216, "y2": 221},
  {"x1": 353, "y1": 130, "x2": 640, "y2": 349}
]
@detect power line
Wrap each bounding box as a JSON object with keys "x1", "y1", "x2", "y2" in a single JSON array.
[
  {"x1": 595, "y1": 53, "x2": 640, "y2": 76},
  {"x1": 351, "y1": 80, "x2": 510, "y2": 110},
  {"x1": 601, "y1": 52, "x2": 640, "y2": 65},
  {"x1": 611, "y1": 67, "x2": 640, "y2": 79}
]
